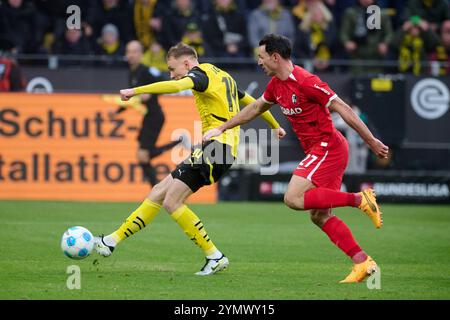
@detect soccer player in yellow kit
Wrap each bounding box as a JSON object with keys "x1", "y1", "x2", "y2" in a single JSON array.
[{"x1": 95, "y1": 43, "x2": 286, "y2": 275}]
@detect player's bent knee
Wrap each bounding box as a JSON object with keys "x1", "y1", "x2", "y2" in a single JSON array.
[
  {"x1": 310, "y1": 212, "x2": 323, "y2": 226},
  {"x1": 162, "y1": 198, "x2": 181, "y2": 214},
  {"x1": 284, "y1": 193, "x2": 306, "y2": 210},
  {"x1": 309, "y1": 209, "x2": 331, "y2": 227},
  {"x1": 137, "y1": 157, "x2": 150, "y2": 164},
  {"x1": 148, "y1": 182, "x2": 165, "y2": 203}
]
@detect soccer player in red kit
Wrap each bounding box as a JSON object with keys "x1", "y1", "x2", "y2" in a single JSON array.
[{"x1": 203, "y1": 34, "x2": 389, "y2": 283}]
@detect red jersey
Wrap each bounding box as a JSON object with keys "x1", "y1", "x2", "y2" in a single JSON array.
[{"x1": 262, "y1": 65, "x2": 338, "y2": 153}]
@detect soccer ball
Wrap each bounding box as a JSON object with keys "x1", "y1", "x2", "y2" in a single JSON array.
[{"x1": 61, "y1": 226, "x2": 95, "y2": 259}]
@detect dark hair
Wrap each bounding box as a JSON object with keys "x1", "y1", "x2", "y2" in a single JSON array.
[
  {"x1": 167, "y1": 42, "x2": 198, "y2": 60},
  {"x1": 259, "y1": 34, "x2": 292, "y2": 59}
]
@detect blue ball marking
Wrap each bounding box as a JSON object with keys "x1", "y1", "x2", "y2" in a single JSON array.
[
  {"x1": 82, "y1": 232, "x2": 92, "y2": 242},
  {"x1": 64, "y1": 250, "x2": 72, "y2": 258},
  {"x1": 78, "y1": 248, "x2": 88, "y2": 257},
  {"x1": 66, "y1": 236, "x2": 76, "y2": 247},
  {"x1": 69, "y1": 226, "x2": 79, "y2": 231}
]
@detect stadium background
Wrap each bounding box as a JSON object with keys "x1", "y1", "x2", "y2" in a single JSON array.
[{"x1": 1, "y1": 0, "x2": 450, "y2": 301}]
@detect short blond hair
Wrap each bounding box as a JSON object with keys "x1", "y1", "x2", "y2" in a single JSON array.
[{"x1": 166, "y1": 42, "x2": 198, "y2": 60}]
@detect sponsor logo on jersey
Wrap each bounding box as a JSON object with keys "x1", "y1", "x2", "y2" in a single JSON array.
[
  {"x1": 292, "y1": 94, "x2": 297, "y2": 104},
  {"x1": 281, "y1": 106, "x2": 302, "y2": 115}
]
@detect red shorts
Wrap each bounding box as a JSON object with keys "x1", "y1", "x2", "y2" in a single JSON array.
[{"x1": 293, "y1": 131, "x2": 349, "y2": 191}]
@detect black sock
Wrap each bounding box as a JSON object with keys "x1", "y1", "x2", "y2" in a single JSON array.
[{"x1": 139, "y1": 162, "x2": 158, "y2": 186}]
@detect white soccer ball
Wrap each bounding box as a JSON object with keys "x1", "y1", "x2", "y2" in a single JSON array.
[{"x1": 61, "y1": 226, "x2": 94, "y2": 260}]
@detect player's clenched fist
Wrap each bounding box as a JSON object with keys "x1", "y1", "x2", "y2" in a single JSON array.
[
  {"x1": 120, "y1": 88, "x2": 136, "y2": 101},
  {"x1": 369, "y1": 138, "x2": 389, "y2": 159},
  {"x1": 275, "y1": 127, "x2": 286, "y2": 140}
]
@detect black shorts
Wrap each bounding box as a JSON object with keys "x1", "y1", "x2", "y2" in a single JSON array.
[
  {"x1": 138, "y1": 112, "x2": 164, "y2": 151},
  {"x1": 171, "y1": 140, "x2": 235, "y2": 192}
]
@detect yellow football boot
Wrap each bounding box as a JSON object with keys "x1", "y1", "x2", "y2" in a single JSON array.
[
  {"x1": 358, "y1": 189, "x2": 383, "y2": 229},
  {"x1": 339, "y1": 256, "x2": 378, "y2": 283}
]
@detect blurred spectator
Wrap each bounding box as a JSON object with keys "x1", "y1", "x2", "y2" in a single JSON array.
[
  {"x1": 246, "y1": 0, "x2": 267, "y2": 11},
  {"x1": 192, "y1": 3, "x2": 226, "y2": 57},
  {"x1": 245, "y1": 0, "x2": 298, "y2": 11},
  {"x1": 391, "y1": 15, "x2": 440, "y2": 75},
  {"x1": 31, "y1": 0, "x2": 97, "y2": 54},
  {"x1": 206, "y1": 0, "x2": 249, "y2": 57},
  {"x1": 92, "y1": 0, "x2": 133, "y2": 45},
  {"x1": 376, "y1": 0, "x2": 408, "y2": 29},
  {"x1": 321, "y1": 0, "x2": 354, "y2": 29},
  {"x1": 158, "y1": 0, "x2": 203, "y2": 51},
  {"x1": 181, "y1": 22, "x2": 211, "y2": 57},
  {"x1": 291, "y1": 0, "x2": 307, "y2": 22},
  {"x1": 32, "y1": 0, "x2": 64, "y2": 53},
  {"x1": 0, "y1": 38, "x2": 26, "y2": 91},
  {"x1": 141, "y1": 41, "x2": 168, "y2": 72},
  {"x1": 292, "y1": 0, "x2": 337, "y2": 71},
  {"x1": 247, "y1": 0, "x2": 296, "y2": 56},
  {"x1": 429, "y1": 20, "x2": 450, "y2": 75},
  {"x1": 224, "y1": 0, "x2": 252, "y2": 13},
  {"x1": 404, "y1": 0, "x2": 450, "y2": 33},
  {"x1": 52, "y1": 28, "x2": 91, "y2": 58},
  {"x1": 340, "y1": 0, "x2": 394, "y2": 74},
  {"x1": 133, "y1": 0, "x2": 167, "y2": 49},
  {"x1": 195, "y1": 0, "x2": 214, "y2": 13},
  {"x1": 94, "y1": 24, "x2": 125, "y2": 63},
  {"x1": 0, "y1": 0, "x2": 38, "y2": 53}
]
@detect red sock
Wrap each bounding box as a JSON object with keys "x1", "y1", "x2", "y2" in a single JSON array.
[
  {"x1": 321, "y1": 216, "x2": 363, "y2": 259},
  {"x1": 303, "y1": 187, "x2": 360, "y2": 210}
]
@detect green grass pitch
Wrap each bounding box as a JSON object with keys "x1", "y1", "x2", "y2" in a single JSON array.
[{"x1": 0, "y1": 200, "x2": 449, "y2": 300}]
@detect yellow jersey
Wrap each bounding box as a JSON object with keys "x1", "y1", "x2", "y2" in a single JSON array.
[{"x1": 184, "y1": 63, "x2": 241, "y2": 157}]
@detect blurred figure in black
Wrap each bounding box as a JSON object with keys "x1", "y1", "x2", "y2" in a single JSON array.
[
  {"x1": 0, "y1": 0, "x2": 38, "y2": 53},
  {"x1": 32, "y1": 0, "x2": 97, "y2": 54},
  {"x1": 340, "y1": 0, "x2": 394, "y2": 74},
  {"x1": 0, "y1": 38, "x2": 26, "y2": 92},
  {"x1": 92, "y1": 0, "x2": 133, "y2": 44},
  {"x1": 52, "y1": 28, "x2": 92, "y2": 67},
  {"x1": 158, "y1": 0, "x2": 203, "y2": 50},
  {"x1": 116, "y1": 40, "x2": 188, "y2": 187}
]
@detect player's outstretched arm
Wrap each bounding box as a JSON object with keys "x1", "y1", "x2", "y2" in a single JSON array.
[
  {"x1": 239, "y1": 91, "x2": 286, "y2": 140},
  {"x1": 203, "y1": 97, "x2": 273, "y2": 141},
  {"x1": 239, "y1": 91, "x2": 278, "y2": 128},
  {"x1": 120, "y1": 77, "x2": 195, "y2": 101},
  {"x1": 329, "y1": 97, "x2": 389, "y2": 159}
]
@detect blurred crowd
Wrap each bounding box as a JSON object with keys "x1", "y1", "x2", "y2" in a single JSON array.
[{"x1": 1, "y1": 0, "x2": 450, "y2": 75}]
